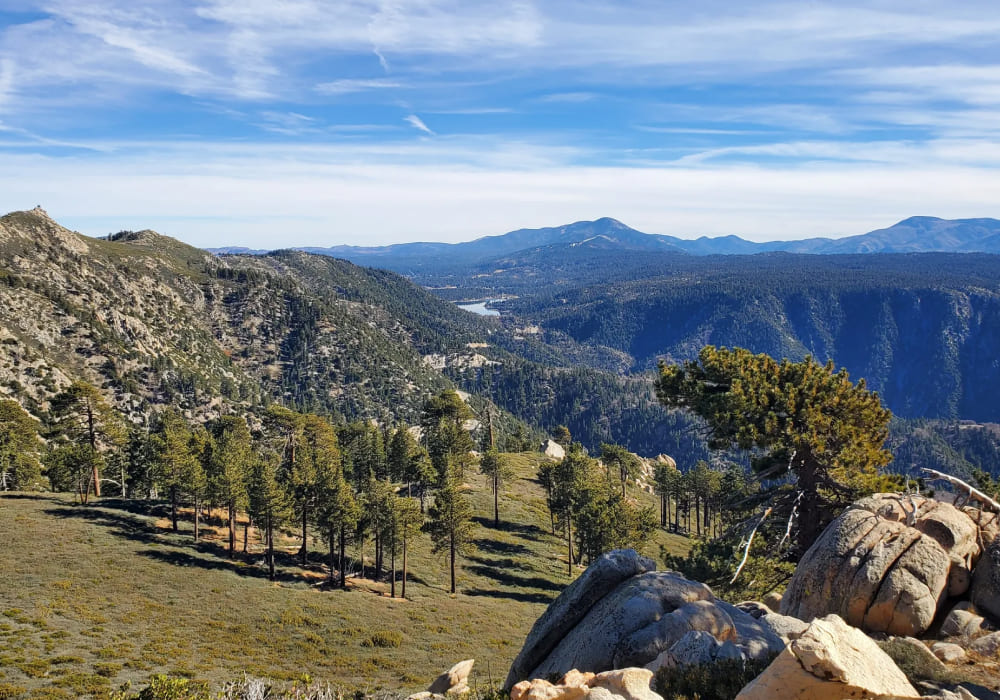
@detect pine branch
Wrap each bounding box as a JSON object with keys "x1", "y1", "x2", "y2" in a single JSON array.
[{"x1": 921, "y1": 468, "x2": 1000, "y2": 513}]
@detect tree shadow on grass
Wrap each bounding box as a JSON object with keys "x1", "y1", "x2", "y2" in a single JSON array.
[
  {"x1": 136, "y1": 548, "x2": 307, "y2": 585},
  {"x1": 472, "y1": 516, "x2": 548, "y2": 540},
  {"x1": 463, "y1": 588, "x2": 555, "y2": 604},
  {"x1": 464, "y1": 555, "x2": 564, "y2": 592},
  {"x1": 470, "y1": 537, "x2": 532, "y2": 556}
]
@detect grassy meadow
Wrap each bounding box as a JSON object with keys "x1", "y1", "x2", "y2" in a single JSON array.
[{"x1": 0, "y1": 452, "x2": 690, "y2": 699}]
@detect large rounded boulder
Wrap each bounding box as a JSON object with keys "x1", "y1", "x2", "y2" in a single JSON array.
[
  {"x1": 505, "y1": 550, "x2": 785, "y2": 688},
  {"x1": 781, "y1": 494, "x2": 985, "y2": 636}
]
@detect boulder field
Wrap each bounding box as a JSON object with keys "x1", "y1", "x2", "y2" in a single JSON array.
[{"x1": 490, "y1": 492, "x2": 1000, "y2": 700}]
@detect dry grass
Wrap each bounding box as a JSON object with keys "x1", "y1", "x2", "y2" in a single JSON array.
[{"x1": 0, "y1": 452, "x2": 691, "y2": 698}]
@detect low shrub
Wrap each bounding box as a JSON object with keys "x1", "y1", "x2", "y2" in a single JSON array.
[
  {"x1": 362, "y1": 630, "x2": 403, "y2": 648},
  {"x1": 654, "y1": 656, "x2": 775, "y2": 700}
]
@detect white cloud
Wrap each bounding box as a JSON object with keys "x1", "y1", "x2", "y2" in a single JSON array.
[
  {"x1": 2, "y1": 138, "x2": 998, "y2": 248},
  {"x1": 404, "y1": 114, "x2": 434, "y2": 135},
  {"x1": 315, "y1": 78, "x2": 403, "y2": 95}
]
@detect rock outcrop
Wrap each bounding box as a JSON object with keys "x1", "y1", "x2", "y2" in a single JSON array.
[
  {"x1": 505, "y1": 550, "x2": 784, "y2": 687},
  {"x1": 510, "y1": 668, "x2": 662, "y2": 700},
  {"x1": 971, "y1": 536, "x2": 1000, "y2": 624},
  {"x1": 426, "y1": 659, "x2": 475, "y2": 696},
  {"x1": 541, "y1": 440, "x2": 566, "y2": 460},
  {"x1": 781, "y1": 494, "x2": 989, "y2": 636},
  {"x1": 735, "y1": 614, "x2": 920, "y2": 700}
]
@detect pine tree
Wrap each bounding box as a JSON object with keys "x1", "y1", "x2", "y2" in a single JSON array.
[
  {"x1": 425, "y1": 461, "x2": 474, "y2": 594},
  {"x1": 657, "y1": 345, "x2": 892, "y2": 555},
  {"x1": 50, "y1": 381, "x2": 126, "y2": 502},
  {"x1": 208, "y1": 416, "x2": 252, "y2": 557},
  {"x1": 150, "y1": 409, "x2": 200, "y2": 534},
  {"x1": 316, "y1": 465, "x2": 358, "y2": 589},
  {"x1": 247, "y1": 447, "x2": 291, "y2": 581},
  {"x1": 0, "y1": 399, "x2": 44, "y2": 491},
  {"x1": 394, "y1": 496, "x2": 423, "y2": 599},
  {"x1": 478, "y1": 449, "x2": 513, "y2": 527}
]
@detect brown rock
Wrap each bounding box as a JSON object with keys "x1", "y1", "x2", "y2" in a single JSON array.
[
  {"x1": 428, "y1": 659, "x2": 475, "y2": 695},
  {"x1": 781, "y1": 495, "x2": 975, "y2": 636},
  {"x1": 588, "y1": 668, "x2": 661, "y2": 700}
]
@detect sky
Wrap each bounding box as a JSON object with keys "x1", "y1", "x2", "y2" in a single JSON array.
[{"x1": 1, "y1": 1, "x2": 1000, "y2": 248}]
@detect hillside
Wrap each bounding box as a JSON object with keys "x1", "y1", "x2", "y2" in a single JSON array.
[
  {"x1": 0, "y1": 454, "x2": 690, "y2": 697},
  {"x1": 0, "y1": 208, "x2": 700, "y2": 456}
]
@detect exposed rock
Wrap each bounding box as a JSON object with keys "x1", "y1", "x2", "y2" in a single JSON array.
[
  {"x1": 508, "y1": 554, "x2": 782, "y2": 684},
  {"x1": 762, "y1": 591, "x2": 783, "y2": 611},
  {"x1": 931, "y1": 642, "x2": 967, "y2": 664},
  {"x1": 505, "y1": 549, "x2": 656, "y2": 687},
  {"x1": 541, "y1": 440, "x2": 566, "y2": 460},
  {"x1": 735, "y1": 614, "x2": 920, "y2": 700},
  {"x1": 940, "y1": 608, "x2": 988, "y2": 638},
  {"x1": 780, "y1": 495, "x2": 978, "y2": 636},
  {"x1": 428, "y1": 659, "x2": 474, "y2": 695},
  {"x1": 756, "y1": 610, "x2": 810, "y2": 643},
  {"x1": 969, "y1": 631, "x2": 1000, "y2": 657},
  {"x1": 587, "y1": 668, "x2": 662, "y2": 700},
  {"x1": 510, "y1": 669, "x2": 662, "y2": 700},
  {"x1": 526, "y1": 570, "x2": 714, "y2": 679},
  {"x1": 971, "y1": 536, "x2": 1000, "y2": 624}
]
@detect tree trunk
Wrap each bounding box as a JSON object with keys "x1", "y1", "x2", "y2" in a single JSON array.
[
  {"x1": 267, "y1": 513, "x2": 275, "y2": 581},
  {"x1": 194, "y1": 498, "x2": 200, "y2": 541},
  {"x1": 390, "y1": 523, "x2": 397, "y2": 598},
  {"x1": 449, "y1": 531, "x2": 456, "y2": 594},
  {"x1": 566, "y1": 515, "x2": 573, "y2": 576},
  {"x1": 328, "y1": 524, "x2": 336, "y2": 585},
  {"x1": 402, "y1": 535, "x2": 408, "y2": 599},
  {"x1": 87, "y1": 404, "x2": 101, "y2": 498},
  {"x1": 170, "y1": 486, "x2": 178, "y2": 532},
  {"x1": 660, "y1": 493, "x2": 666, "y2": 527},
  {"x1": 493, "y1": 475, "x2": 499, "y2": 527},
  {"x1": 695, "y1": 495, "x2": 701, "y2": 537},
  {"x1": 243, "y1": 521, "x2": 249, "y2": 553},
  {"x1": 300, "y1": 505, "x2": 308, "y2": 567},
  {"x1": 228, "y1": 501, "x2": 236, "y2": 557},
  {"x1": 339, "y1": 524, "x2": 347, "y2": 589}
]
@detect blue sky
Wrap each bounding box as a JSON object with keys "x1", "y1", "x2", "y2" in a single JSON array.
[{"x1": 1, "y1": 1, "x2": 1000, "y2": 247}]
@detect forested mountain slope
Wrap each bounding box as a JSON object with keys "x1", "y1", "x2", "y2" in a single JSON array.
[
  {"x1": 500, "y1": 253, "x2": 1000, "y2": 422},
  {"x1": 0, "y1": 208, "x2": 695, "y2": 455}
]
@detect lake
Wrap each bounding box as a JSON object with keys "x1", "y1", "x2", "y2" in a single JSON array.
[{"x1": 456, "y1": 301, "x2": 500, "y2": 317}]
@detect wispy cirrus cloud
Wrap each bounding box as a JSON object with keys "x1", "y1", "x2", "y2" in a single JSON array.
[{"x1": 404, "y1": 114, "x2": 434, "y2": 135}]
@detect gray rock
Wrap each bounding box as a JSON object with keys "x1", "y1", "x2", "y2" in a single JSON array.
[
  {"x1": 504, "y1": 549, "x2": 656, "y2": 688},
  {"x1": 970, "y1": 631, "x2": 1000, "y2": 657},
  {"x1": 940, "y1": 608, "x2": 987, "y2": 638},
  {"x1": 666, "y1": 630, "x2": 722, "y2": 669},
  {"x1": 972, "y1": 536, "x2": 1000, "y2": 625},
  {"x1": 714, "y1": 601, "x2": 786, "y2": 660},
  {"x1": 756, "y1": 611, "x2": 810, "y2": 643},
  {"x1": 932, "y1": 642, "x2": 967, "y2": 663},
  {"x1": 527, "y1": 570, "x2": 712, "y2": 679}
]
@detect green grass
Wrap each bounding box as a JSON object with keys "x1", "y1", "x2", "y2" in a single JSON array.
[{"x1": 0, "y1": 453, "x2": 690, "y2": 698}]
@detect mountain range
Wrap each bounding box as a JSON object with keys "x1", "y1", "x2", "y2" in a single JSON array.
[{"x1": 208, "y1": 216, "x2": 1000, "y2": 271}]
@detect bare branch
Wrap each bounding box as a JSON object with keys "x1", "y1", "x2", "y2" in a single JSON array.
[
  {"x1": 921, "y1": 468, "x2": 1000, "y2": 513},
  {"x1": 731, "y1": 506, "x2": 772, "y2": 584},
  {"x1": 776, "y1": 492, "x2": 803, "y2": 552}
]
